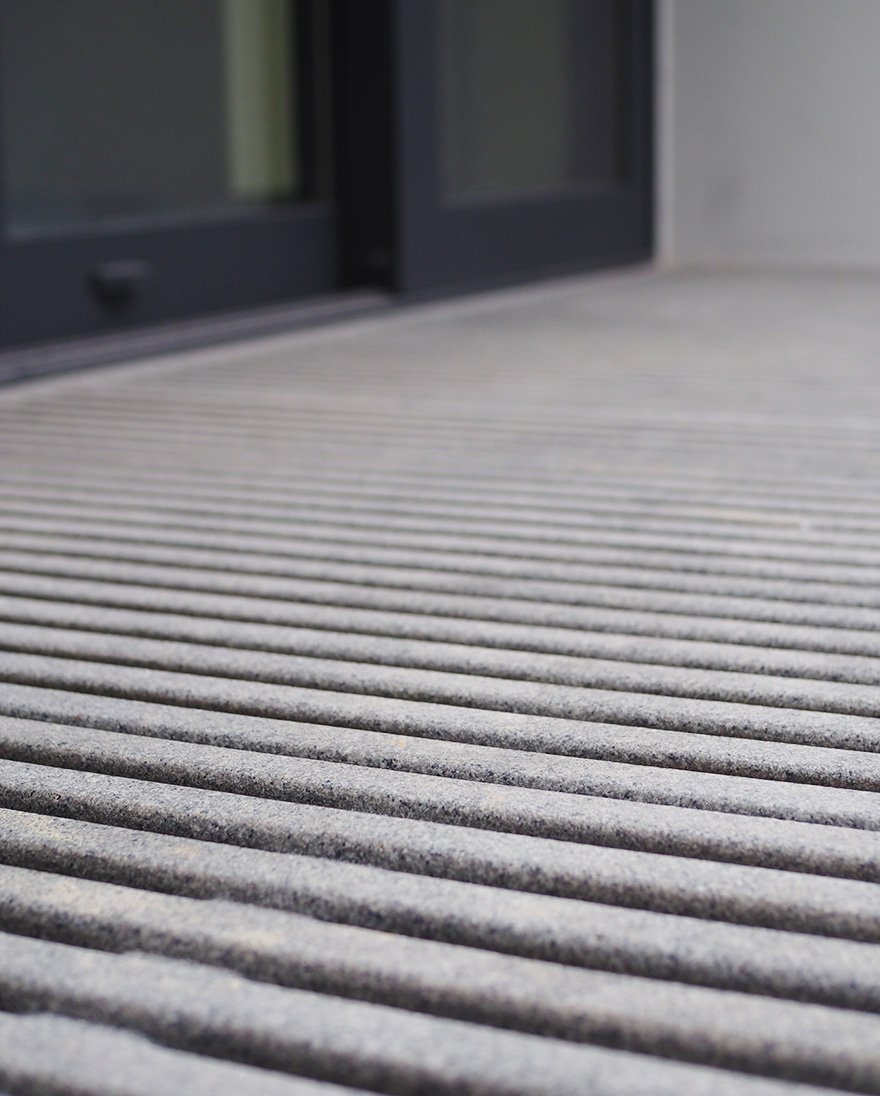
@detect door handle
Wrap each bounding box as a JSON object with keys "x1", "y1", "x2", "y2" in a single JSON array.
[{"x1": 89, "y1": 260, "x2": 154, "y2": 305}]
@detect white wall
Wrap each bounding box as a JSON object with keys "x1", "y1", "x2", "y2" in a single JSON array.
[{"x1": 660, "y1": 0, "x2": 880, "y2": 269}]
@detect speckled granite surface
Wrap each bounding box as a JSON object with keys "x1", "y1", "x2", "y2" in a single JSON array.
[{"x1": 0, "y1": 268, "x2": 879, "y2": 1094}]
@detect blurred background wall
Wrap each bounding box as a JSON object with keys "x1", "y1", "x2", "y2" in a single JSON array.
[{"x1": 658, "y1": 0, "x2": 880, "y2": 269}]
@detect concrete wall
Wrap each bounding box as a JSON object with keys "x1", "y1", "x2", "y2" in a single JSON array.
[{"x1": 659, "y1": 0, "x2": 880, "y2": 269}]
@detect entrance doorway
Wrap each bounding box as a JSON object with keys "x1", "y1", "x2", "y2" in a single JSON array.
[{"x1": 0, "y1": 0, "x2": 653, "y2": 354}]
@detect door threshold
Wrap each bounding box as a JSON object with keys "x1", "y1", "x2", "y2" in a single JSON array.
[{"x1": 0, "y1": 289, "x2": 391, "y2": 388}]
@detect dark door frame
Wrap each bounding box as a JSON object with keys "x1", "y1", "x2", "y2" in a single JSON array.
[
  {"x1": 0, "y1": 0, "x2": 338, "y2": 349},
  {"x1": 391, "y1": 0, "x2": 654, "y2": 295}
]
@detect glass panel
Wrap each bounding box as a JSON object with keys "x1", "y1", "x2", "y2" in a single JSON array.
[
  {"x1": 0, "y1": 0, "x2": 304, "y2": 234},
  {"x1": 438, "y1": 0, "x2": 622, "y2": 203},
  {"x1": 223, "y1": 0, "x2": 297, "y2": 201}
]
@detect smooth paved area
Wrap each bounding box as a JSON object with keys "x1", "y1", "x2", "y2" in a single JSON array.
[{"x1": 0, "y1": 268, "x2": 879, "y2": 1095}]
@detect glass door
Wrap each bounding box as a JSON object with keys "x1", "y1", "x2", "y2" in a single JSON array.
[
  {"x1": 393, "y1": 0, "x2": 653, "y2": 292},
  {"x1": 0, "y1": 0, "x2": 655, "y2": 357},
  {"x1": 0, "y1": 0, "x2": 336, "y2": 347}
]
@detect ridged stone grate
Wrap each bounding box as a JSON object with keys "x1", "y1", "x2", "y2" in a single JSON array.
[{"x1": 1, "y1": 271, "x2": 880, "y2": 1095}]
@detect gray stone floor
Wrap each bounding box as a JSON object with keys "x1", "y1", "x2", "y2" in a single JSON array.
[{"x1": 0, "y1": 267, "x2": 879, "y2": 1095}]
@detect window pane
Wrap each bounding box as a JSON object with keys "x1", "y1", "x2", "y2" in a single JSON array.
[
  {"x1": 438, "y1": 0, "x2": 622, "y2": 202},
  {"x1": 0, "y1": 0, "x2": 301, "y2": 233}
]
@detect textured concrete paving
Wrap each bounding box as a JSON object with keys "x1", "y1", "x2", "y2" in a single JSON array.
[{"x1": 0, "y1": 267, "x2": 879, "y2": 1094}]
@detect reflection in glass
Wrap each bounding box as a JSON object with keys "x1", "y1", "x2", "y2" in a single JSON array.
[
  {"x1": 223, "y1": 0, "x2": 297, "y2": 202},
  {"x1": 438, "y1": 0, "x2": 622, "y2": 203},
  {"x1": 0, "y1": 0, "x2": 302, "y2": 233}
]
